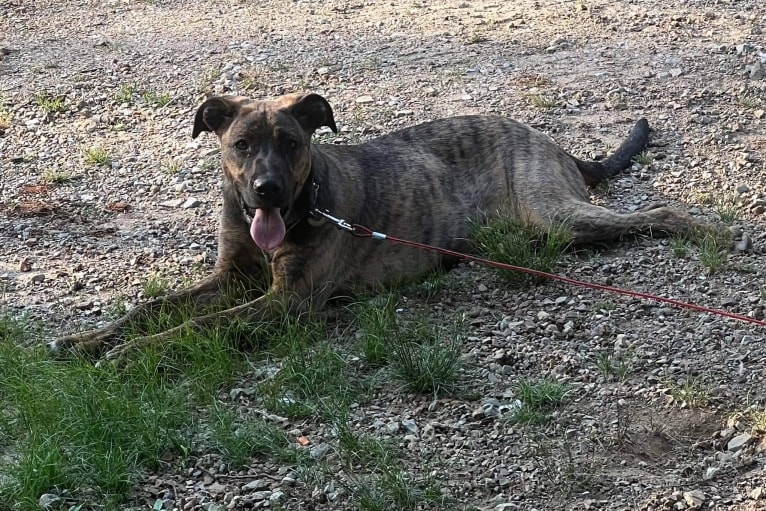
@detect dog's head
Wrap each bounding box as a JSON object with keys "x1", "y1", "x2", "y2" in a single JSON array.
[{"x1": 192, "y1": 93, "x2": 337, "y2": 251}]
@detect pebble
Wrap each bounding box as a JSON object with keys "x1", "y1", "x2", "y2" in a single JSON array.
[
  {"x1": 181, "y1": 197, "x2": 201, "y2": 209},
  {"x1": 160, "y1": 198, "x2": 185, "y2": 208},
  {"x1": 401, "y1": 418, "x2": 419, "y2": 435},
  {"x1": 310, "y1": 442, "x2": 331, "y2": 459},
  {"x1": 682, "y1": 489, "x2": 705, "y2": 507},
  {"x1": 38, "y1": 494, "x2": 61, "y2": 509},
  {"x1": 355, "y1": 95, "x2": 374, "y2": 104},
  {"x1": 727, "y1": 432, "x2": 753, "y2": 452},
  {"x1": 242, "y1": 479, "x2": 268, "y2": 491}
]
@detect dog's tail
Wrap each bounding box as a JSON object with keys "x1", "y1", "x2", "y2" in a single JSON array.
[{"x1": 571, "y1": 118, "x2": 649, "y2": 186}]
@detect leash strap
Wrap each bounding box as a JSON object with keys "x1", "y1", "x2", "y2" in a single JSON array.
[{"x1": 313, "y1": 208, "x2": 766, "y2": 328}]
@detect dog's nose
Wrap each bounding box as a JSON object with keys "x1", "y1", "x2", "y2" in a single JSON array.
[{"x1": 253, "y1": 178, "x2": 283, "y2": 200}]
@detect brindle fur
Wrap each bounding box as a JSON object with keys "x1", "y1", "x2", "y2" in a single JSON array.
[{"x1": 50, "y1": 93, "x2": 717, "y2": 358}]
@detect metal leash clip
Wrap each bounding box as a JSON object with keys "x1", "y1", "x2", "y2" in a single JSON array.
[{"x1": 310, "y1": 208, "x2": 355, "y2": 232}]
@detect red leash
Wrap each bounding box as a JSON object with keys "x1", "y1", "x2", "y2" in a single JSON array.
[{"x1": 311, "y1": 209, "x2": 765, "y2": 327}]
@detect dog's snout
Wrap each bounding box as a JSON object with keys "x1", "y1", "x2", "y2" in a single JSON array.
[{"x1": 253, "y1": 178, "x2": 283, "y2": 200}]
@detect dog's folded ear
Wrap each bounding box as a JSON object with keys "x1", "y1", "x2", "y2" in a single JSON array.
[
  {"x1": 285, "y1": 93, "x2": 338, "y2": 134},
  {"x1": 192, "y1": 96, "x2": 243, "y2": 139}
]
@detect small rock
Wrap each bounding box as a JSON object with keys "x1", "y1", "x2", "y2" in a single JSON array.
[
  {"x1": 250, "y1": 491, "x2": 271, "y2": 501},
  {"x1": 160, "y1": 198, "x2": 184, "y2": 208},
  {"x1": 734, "y1": 233, "x2": 752, "y2": 252},
  {"x1": 728, "y1": 432, "x2": 753, "y2": 452},
  {"x1": 242, "y1": 479, "x2": 269, "y2": 491},
  {"x1": 494, "y1": 504, "x2": 519, "y2": 511},
  {"x1": 747, "y1": 61, "x2": 764, "y2": 80},
  {"x1": 750, "y1": 486, "x2": 763, "y2": 500},
  {"x1": 355, "y1": 95, "x2": 374, "y2": 104},
  {"x1": 386, "y1": 421, "x2": 400, "y2": 433},
  {"x1": 270, "y1": 491, "x2": 285, "y2": 503},
  {"x1": 755, "y1": 109, "x2": 765, "y2": 119},
  {"x1": 394, "y1": 109, "x2": 414, "y2": 117},
  {"x1": 317, "y1": 66, "x2": 330, "y2": 75},
  {"x1": 669, "y1": 68, "x2": 683, "y2": 77},
  {"x1": 704, "y1": 466, "x2": 720, "y2": 480},
  {"x1": 31, "y1": 273, "x2": 46, "y2": 284},
  {"x1": 19, "y1": 257, "x2": 32, "y2": 272},
  {"x1": 683, "y1": 489, "x2": 705, "y2": 508},
  {"x1": 38, "y1": 493, "x2": 61, "y2": 509},
  {"x1": 310, "y1": 442, "x2": 332, "y2": 459},
  {"x1": 401, "y1": 418, "x2": 418, "y2": 435},
  {"x1": 181, "y1": 197, "x2": 201, "y2": 209}
]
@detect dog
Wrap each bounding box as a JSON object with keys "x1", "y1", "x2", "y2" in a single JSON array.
[{"x1": 49, "y1": 93, "x2": 718, "y2": 358}]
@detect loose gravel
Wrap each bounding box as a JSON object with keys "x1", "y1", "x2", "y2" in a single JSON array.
[{"x1": 1, "y1": 0, "x2": 765, "y2": 509}]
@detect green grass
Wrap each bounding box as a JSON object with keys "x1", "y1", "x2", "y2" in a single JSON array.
[
  {"x1": 664, "y1": 376, "x2": 710, "y2": 408},
  {"x1": 714, "y1": 194, "x2": 739, "y2": 224},
  {"x1": 633, "y1": 151, "x2": 653, "y2": 166},
  {"x1": 472, "y1": 212, "x2": 572, "y2": 287},
  {"x1": 670, "y1": 235, "x2": 690, "y2": 258},
  {"x1": 354, "y1": 294, "x2": 399, "y2": 366},
  {"x1": 258, "y1": 313, "x2": 363, "y2": 418},
  {"x1": 696, "y1": 232, "x2": 728, "y2": 274},
  {"x1": 510, "y1": 377, "x2": 572, "y2": 425},
  {"x1": 526, "y1": 93, "x2": 557, "y2": 109},
  {"x1": 142, "y1": 273, "x2": 170, "y2": 299},
  {"x1": 0, "y1": 293, "x2": 469, "y2": 509},
  {"x1": 595, "y1": 350, "x2": 632, "y2": 381},
  {"x1": 0, "y1": 331, "x2": 197, "y2": 508},
  {"x1": 114, "y1": 84, "x2": 136, "y2": 104},
  {"x1": 142, "y1": 89, "x2": 172, "y2": 107},
  {"x1": 83, "y1": 147, "x2": 111, "y2": 166},
  {"x1": 387, "y1": 317, "x2": 465, "y2": 395},
  {"x1": 207, "y1": 405, "x2": 309, "y2": 469},
  {"x1": 41, "y1": 169, "x2": 74, "y2": 184},
  {"x1": 34, "y1": 92, "x2": 67, "y2": 113}
]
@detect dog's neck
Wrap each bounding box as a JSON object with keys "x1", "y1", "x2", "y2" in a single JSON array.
[{"x1": 285, "y1": 172, "x2": 320, "y2": 230}]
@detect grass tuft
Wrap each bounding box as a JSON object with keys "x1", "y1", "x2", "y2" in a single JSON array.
[
  {"x1": 142, "y1": 273, "x2": 170, "y2": 299},
  {"x1": 83, "y1": 147, "x2": 111, "y2": 166},
  {"x1": 472, "y1": 212, "x2": 572, "y2": 286},
  {"x1": 114, "y1": 84, "x2": 136, "y2": 104},
  {"x1": 510, "y1": 377, "x2": 571, "y2": 425},
  {"x1": 387, "y1": 317, "x2": 465, "y2": 395},
  {"x1": 595, "y1": 350, "x2": 632, "y2": 381},
  {"x1": 142, "y1": 89, "x2": 172, "y2": 107},
  {"x1": 35, "y1": 92, "x2": 67, "y2": 113},
  {"x1": 526, "y1": 93, "x2": 557, "y2": 109},
  {"x1": 695, "y1": 232, "x2": 728, "y2": 274},
  {"x1": 354, "y1": 294, "x2": 398, "y2": 366},
  {"x1": 714, "y1": 194, "x2": 739, "y2": 224},
  {"x1": 670, "y1": 235, "x2": 690, "y2": 258},
  {"x1": 41, "y1": 169, "x2": 74, "y2": 184},
  {"x1": 664, "y1": 376, "x2": 710, "y2": 408}
]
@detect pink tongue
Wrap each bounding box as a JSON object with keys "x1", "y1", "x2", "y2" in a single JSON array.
[{"x1": 250, "y1": 208, "x2": 286, "y2": 251}]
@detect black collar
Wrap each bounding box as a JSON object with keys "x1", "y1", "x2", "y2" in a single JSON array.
[{"x1": 285, "y1": 176, "x2": 321, "y2": 231}]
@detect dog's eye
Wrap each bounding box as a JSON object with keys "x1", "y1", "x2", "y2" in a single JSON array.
[
  {"x1": 285, "y1": 138, "x2": 299, "y2": 150},
  {"x1": 234, "y1": 140, "x2": 248, "y2": 151}
]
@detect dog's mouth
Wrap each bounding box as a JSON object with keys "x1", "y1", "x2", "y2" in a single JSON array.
[{"x1": 242, "y1": 201, "x2": 289, "y2": 252}]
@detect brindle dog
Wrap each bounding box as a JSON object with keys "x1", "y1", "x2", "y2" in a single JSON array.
[{"x1": 50, "y1": 93, "x2": 715, "y2": 358}]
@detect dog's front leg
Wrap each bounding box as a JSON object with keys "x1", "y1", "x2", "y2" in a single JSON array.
[
  {"x1": 48, "y1": 270, "x2": 256, "y2": 358},
  {"x1": 102, "y1": 246, "x2": 341, "y2": 360}
]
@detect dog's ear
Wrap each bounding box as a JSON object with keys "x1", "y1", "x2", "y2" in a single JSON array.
[
  {"x1": 192, "y1": 96, "x2": 241, "y2": 139},
  {"x1": 286, "y1": 94, "x2": 338, "y2": 134}
]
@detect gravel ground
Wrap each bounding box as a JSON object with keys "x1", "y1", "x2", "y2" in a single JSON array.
[{"x1": 1, "y1": 0, "x2": 766, "y2": 509}]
